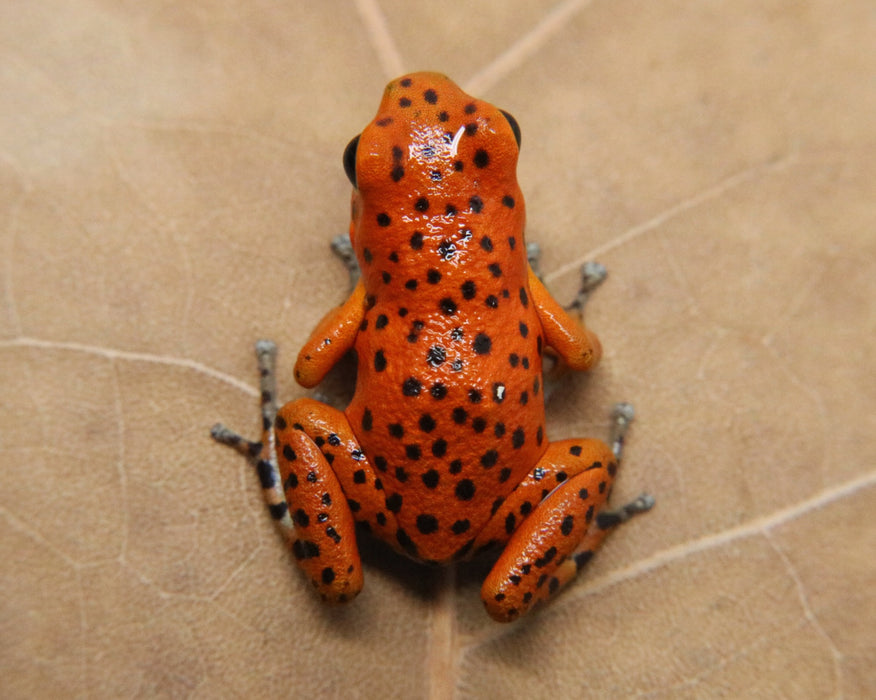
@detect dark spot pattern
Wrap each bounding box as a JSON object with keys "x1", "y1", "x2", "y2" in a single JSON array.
[
  {"x1": 403, "y1": 377, "x2": 422, "y2": 396},
  {"x1": 422, "y1": 469, "x2": 440, "y2": 488},
  {"x1": 512, "y1": 427, "x2": 525, "y2": 449},
  {"x1": 561, "y1": 515, "x2": 575, "y2": 536},
  {"x1": 437, "y1": 240, "x2": 457, "y2": 260},
  {"x1": 455, "y1": 479, "x2": 475, "y2": 501},
  {"x1": 440, "y1": 298, "x2": 457, "y2": 315},
  {"x1": 416, "y1": 514, "x2": 439, "y2": 534},
  {"x1": 385, "y1": 493, "x2": 403, "y2": 512},
  {"x1": 535, "y1": 546, "x2": 557, "y2": 568},
  {"x1": 481, "y1": 450, "x2": 498, "y2": 468},
  {"x1": 452, "y1": 519, "x2": 470, "y2": 534},
  {"x1": 473, "y1": 333, "x2": 492, "y2": 354},
  {"x1": 426, "y1": 346, "x2": 446, "y2": 367},
  {"x1": 419, "y1": 414, "x2": 436, "y2": 432}
]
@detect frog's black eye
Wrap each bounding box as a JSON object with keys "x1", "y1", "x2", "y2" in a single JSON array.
[
  {"x1": 343, "y1": 134, "x2": 360, "y2": 187},
  {"x1": 500, "y1": 110, "x2": 521, "y2": 149}
]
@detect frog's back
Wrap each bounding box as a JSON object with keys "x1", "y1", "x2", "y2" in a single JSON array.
[{"x1": 343, "y1": 73, "x2": 546, "y2": 563}]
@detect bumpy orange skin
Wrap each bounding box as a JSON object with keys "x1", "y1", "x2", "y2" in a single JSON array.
[{"x1": 276, "y1": 73, "x2": 617, "y2": 620}]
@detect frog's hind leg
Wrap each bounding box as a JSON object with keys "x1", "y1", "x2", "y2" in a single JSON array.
[
  {"x1": 274, "y1": 397, "x2": 408, "y2": 601},
  {"x1": 210, "y1": 342, "x2": 371, "y2": 602},
  {"x1": 480, "y1": 403, "x2": 653, "y2": 622},
  {"x1": 211, "y1": 340, "x2": 295, "y2": 533},
  {"x1": 538, "y1": 403, "x2": 653, "y2": 601},
  {"x1": 272, "y1": 399, "x2": 365, "y2": 602}
]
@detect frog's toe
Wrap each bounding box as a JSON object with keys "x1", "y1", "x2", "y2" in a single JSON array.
[{"x1": 580, "y1": 260, "x2": 607, "y2": 292}]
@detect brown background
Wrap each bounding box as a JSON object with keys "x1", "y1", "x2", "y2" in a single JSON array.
[{"x1": 1, "y1": 1, "x2": 874, "y2": 698}]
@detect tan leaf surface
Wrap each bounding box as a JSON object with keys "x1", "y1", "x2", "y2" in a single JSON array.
[{"x1": 2, "y1": 2, "x2": 874, "y2": 698}]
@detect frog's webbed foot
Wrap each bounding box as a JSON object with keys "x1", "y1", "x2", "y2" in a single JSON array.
[
  {"x1": 330, "y1": 233, "x2": 360, "y2": 291},
  {"x1": 210, "y1": 340, "x2": 295, "y2": 532},
  {"x1": 565, "y1": 261, "x2": 607, "y2": 314}
]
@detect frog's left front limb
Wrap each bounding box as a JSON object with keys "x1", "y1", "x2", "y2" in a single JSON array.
[
  {"x1": 293, "y1": 278, "x2": 367, "y2": 388},
  {"x1": 528, "y1": 267, "x2": 602, "y2": 371}
]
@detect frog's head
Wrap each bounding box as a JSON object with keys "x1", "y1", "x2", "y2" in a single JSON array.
[{"x1": 343, "y1": 72, "x2": 523, "y2": 253}]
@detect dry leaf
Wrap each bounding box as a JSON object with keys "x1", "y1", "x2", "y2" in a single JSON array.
[{"x1": 1, "y1": 2, "x2": 873, "y2": 698}]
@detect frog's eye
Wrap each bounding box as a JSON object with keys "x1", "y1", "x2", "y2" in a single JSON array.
[
  {"x1": 343, "y1": 134, "x2": 360, "y2": 187},
  {"x1": 500, "y1": 110, "x2": 522, "y2": 149}
]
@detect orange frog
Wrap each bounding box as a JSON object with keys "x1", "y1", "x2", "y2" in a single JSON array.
[{"x1": 212, "y1": 72, "x2": 653, "y2": 622}]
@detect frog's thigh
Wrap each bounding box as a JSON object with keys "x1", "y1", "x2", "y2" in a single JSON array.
[
  {"x1": 277, "y1": 399, "x2": 400, "y2": 599},
  {"x1": 473, "y1": 438, "x2": 617, "y2": 551},
  {"x1": 480, "y1": 440, "x2": 618, "y2": 622}
]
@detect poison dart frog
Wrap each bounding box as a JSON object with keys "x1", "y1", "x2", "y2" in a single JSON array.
[{"x1": 212, "y1": 72, "x2": 653, "y2": 622}]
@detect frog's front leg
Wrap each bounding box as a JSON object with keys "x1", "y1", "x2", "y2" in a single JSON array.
[
  {"x1": 480, "y1": 404, "x2": 653, "y2": 622},
  {"x1": 528, "y1": 266, "x2": 603, "y2": 372}
]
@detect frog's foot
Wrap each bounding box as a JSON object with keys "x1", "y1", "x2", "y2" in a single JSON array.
[
  {"x1": 330, "y1": 233, "x2": 360, "y2": 290},
  {"x1": 596, "y1": 493, "x2": 655, "y2": 529},
  {"x1": 565, "y1": 261, "x2": 607, "y2": 313},
  {"x1": 537, "y1": 491, "x2": 654, "y2": 608},
  {"x1": 609, "y1": 401, "x2": 635, "y2": 461},
  {"x1": 210, "y1": 340, "x2": 294, "y2": 533}
]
